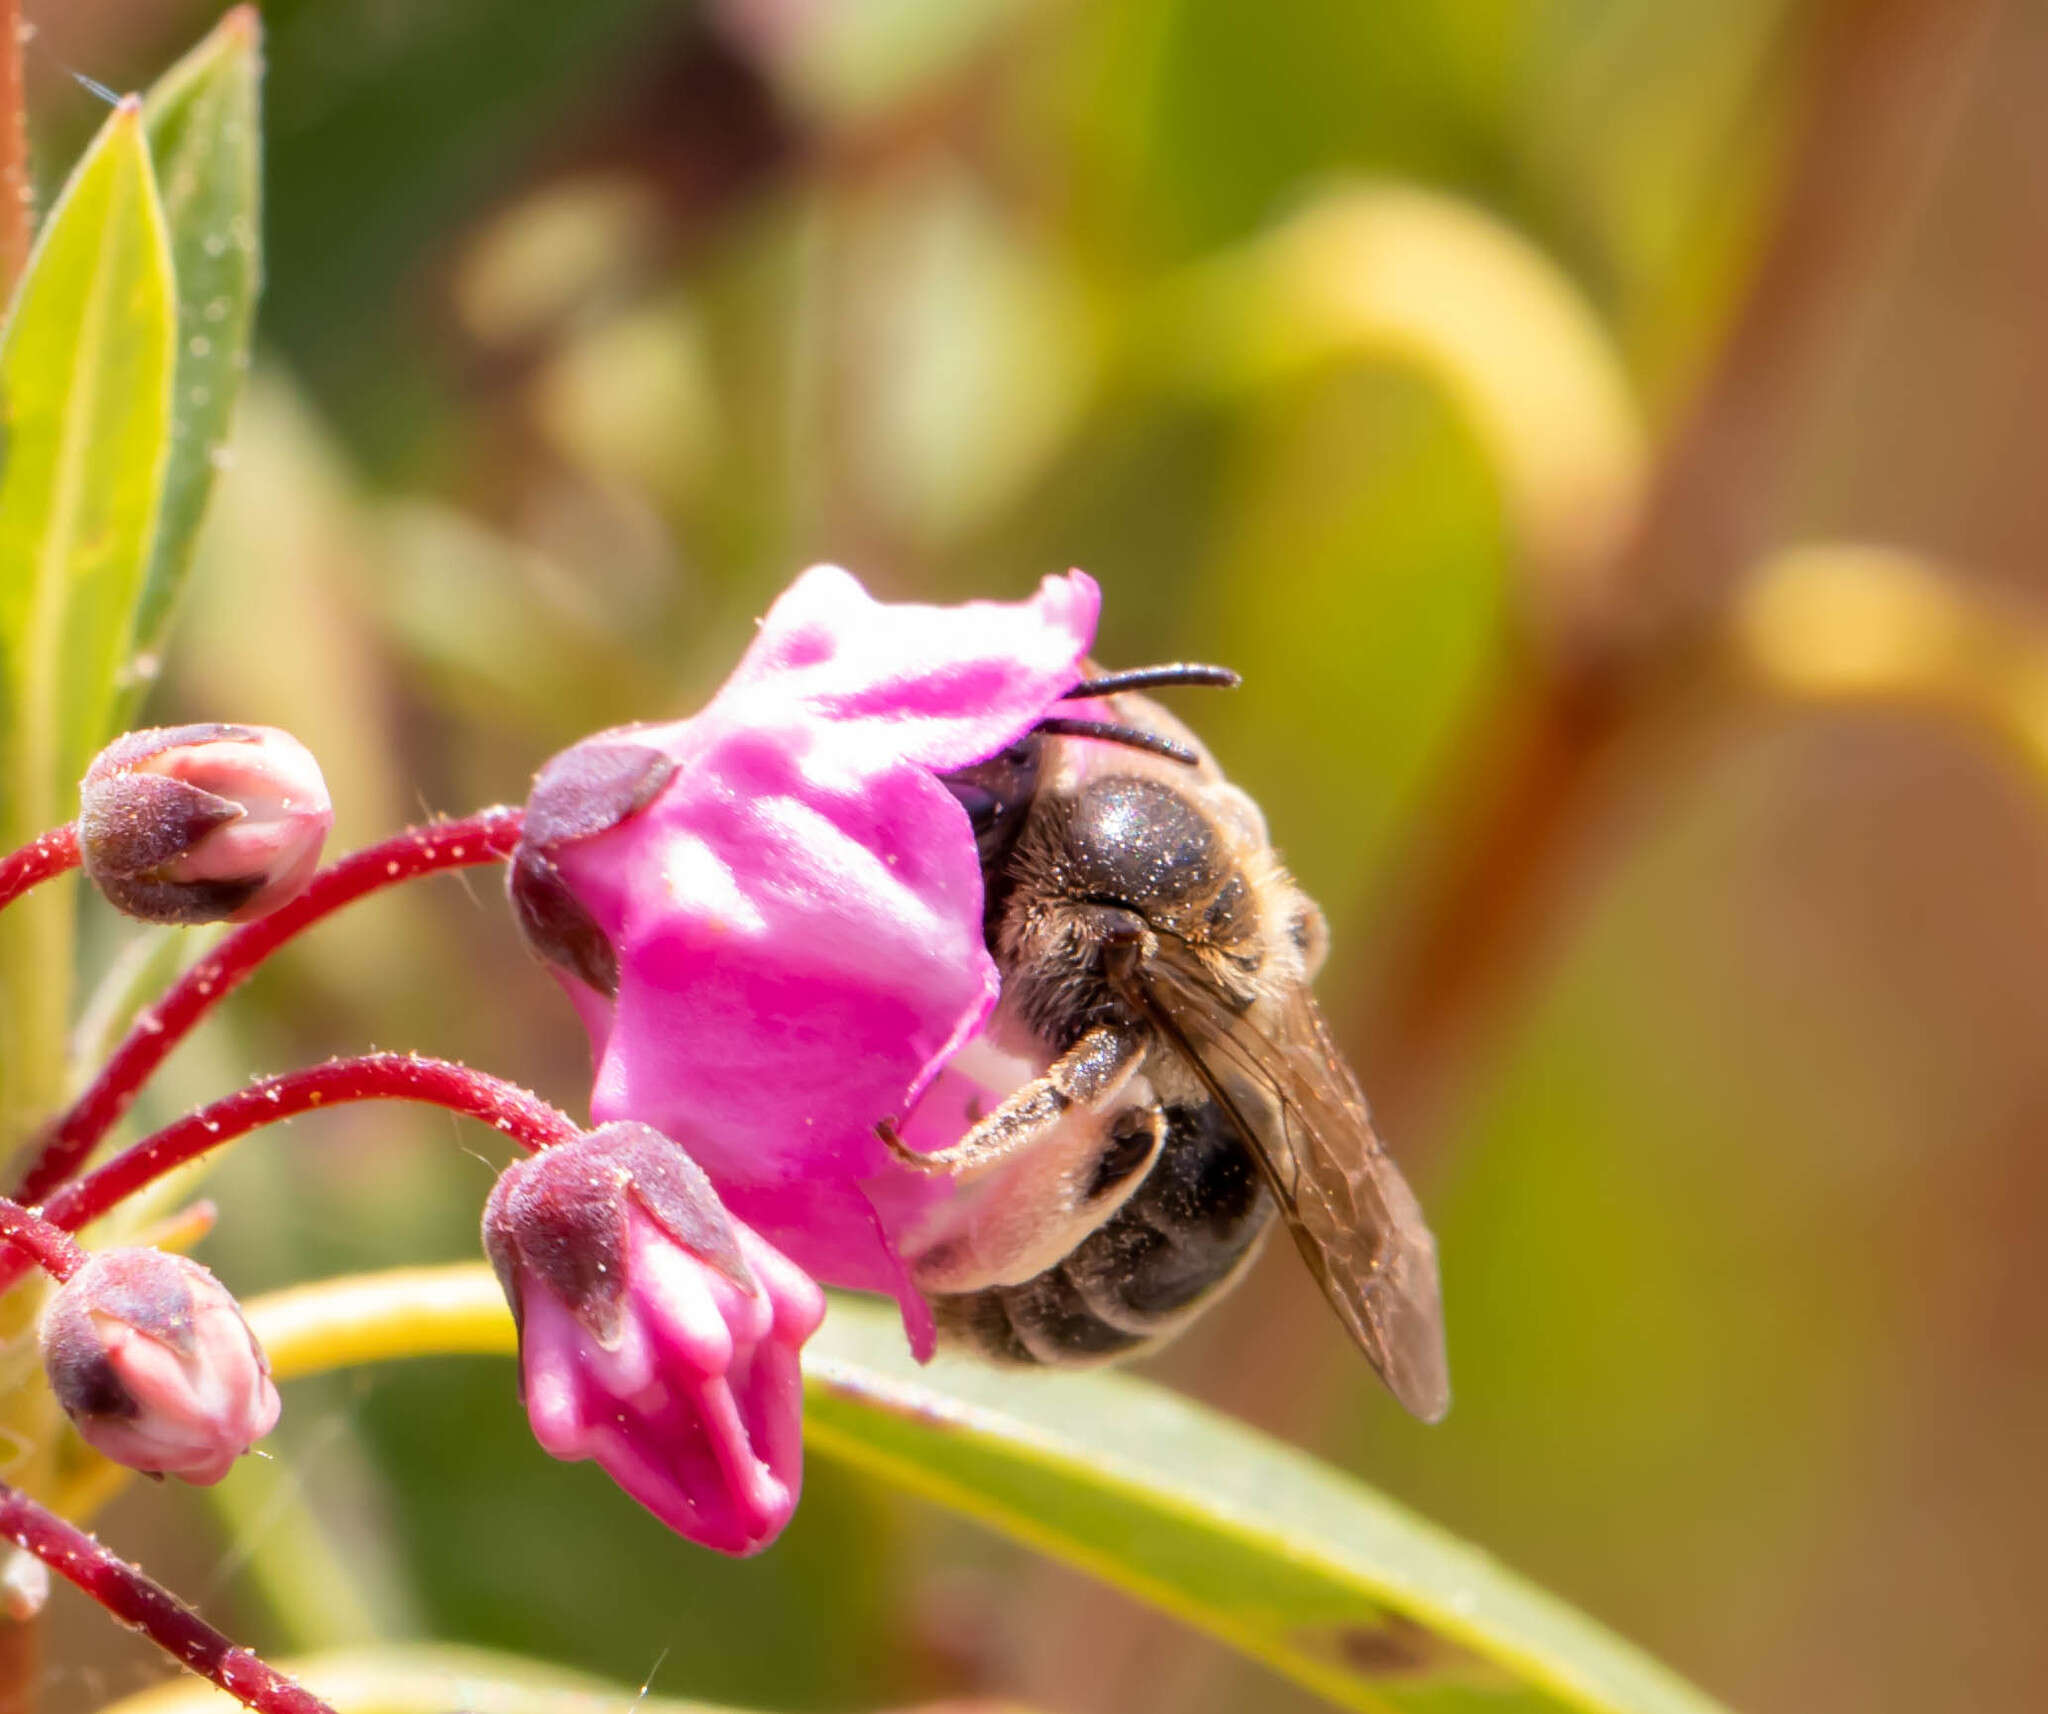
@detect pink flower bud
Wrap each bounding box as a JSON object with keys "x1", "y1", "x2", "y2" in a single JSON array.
[
  {"x1": 79, "y1": 724, "x2": 332, "y2": 924},
  {"x1": 39, "y1": 1248, "x2": 281, "y2": 1485},
  {"x1": 484, "y1": 1123, "x2": 826, "y2": 1556}
]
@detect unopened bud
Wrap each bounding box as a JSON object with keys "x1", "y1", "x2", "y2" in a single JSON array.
[
  {"x1": 39, "y1": 1247, "x2": 281, "y2": 1485},
  {"x1": 79, "y1": 724, "x2": 332, "y2": 924},
  {"x1": 484, "y1": 1124, "x2": 825, "y2": 1555}
]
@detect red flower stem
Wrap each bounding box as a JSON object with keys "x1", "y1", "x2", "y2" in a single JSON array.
[
  {"x1": 0, "y1": 1196, "x2": 83, "y2": 1281},
  {"x1": 0, "y1": 1483, "x2": 337, "y2": 1714},
  {"x1": 0, "y1": 1056, "x2": 580, "y2": 1294},
  {"x1": 0, "y1": 824, "x2": 80, "y2": 913},
  {"x1": 13, "y1": 808, "x2": 524, "y2": 1204}
]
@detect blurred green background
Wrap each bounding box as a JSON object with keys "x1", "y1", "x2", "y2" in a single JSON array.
[{"x1": 26, "y1": 1, "x2": 2048, "y2": 1711}]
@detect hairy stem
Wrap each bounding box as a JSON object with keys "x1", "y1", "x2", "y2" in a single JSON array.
[
  {"x1": 89, "y1": 1644, "x2": 806, "y2": 1714},
  {"x1": 14, "y1": 808, "x2": 524, "y2": 1204},
  {"x1": 0, "y1": 1196, "x2": 83, "y2": 1281},
  {"x1": 0, "y1": 1055, "x2": 577, "y2": 1294},
  {"x1": 0, "y1": 1484, "x2": 336, "y2": 1714},
  {"x1": 0, "y1": 826, "x2": 79, "y2": 915}
]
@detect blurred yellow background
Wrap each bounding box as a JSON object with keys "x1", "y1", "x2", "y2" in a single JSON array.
[{"x1": 27, "y1": 1, "x2": 2048, "y2": 1711}]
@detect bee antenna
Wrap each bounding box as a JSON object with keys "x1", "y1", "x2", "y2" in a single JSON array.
[
  {"x1": 1065, "y1": 663, "x2": 1240, "y2": 699},
  {"x1": 1032, "y1": 717, "x2": 1199, "y2": 766}
]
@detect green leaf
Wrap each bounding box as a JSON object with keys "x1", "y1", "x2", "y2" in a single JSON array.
[
  {"x1": 133, "y1": 4, "x2": 264, "y2": 691},
  {"x1": 0, "y1": 98, "x2": 175, "y2": 838},
  {"x1": 807, "y1": 1300, "x2": 1729, "y2": 1714},
  {"x1": 244, "y1": 1269, "x2": 1730, "y2": 1714},
  {"x1": 0, "y1": 98, "x2": 175, "y2": 1145}
]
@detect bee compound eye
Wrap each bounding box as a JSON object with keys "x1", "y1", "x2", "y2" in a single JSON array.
[{"x1": 944, "y1": 779, "x2": 1001, "y2": 834}]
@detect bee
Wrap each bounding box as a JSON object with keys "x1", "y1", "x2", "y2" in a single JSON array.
[{"x1": 881, "y1": 664, "x2": 1450, "y2": 1422}]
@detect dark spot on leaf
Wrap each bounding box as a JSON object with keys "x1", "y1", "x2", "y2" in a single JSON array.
[{"x1": 1298, "y1": 1613, "x2": 1501, "y2": 1685}]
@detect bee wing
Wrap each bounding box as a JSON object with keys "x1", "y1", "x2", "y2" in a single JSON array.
[{"x1": 1118, "y1": 952, "x2": 1451, "y2": 1422}]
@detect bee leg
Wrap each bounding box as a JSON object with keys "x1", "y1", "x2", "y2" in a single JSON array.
[{"x1": 879, "y1": 1023, "x2": 1146, "y2": 1179}]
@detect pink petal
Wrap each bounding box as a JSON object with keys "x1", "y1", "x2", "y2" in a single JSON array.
[{"x1": 552, "y1": 569, "x2": 1098, "y2": 1333}]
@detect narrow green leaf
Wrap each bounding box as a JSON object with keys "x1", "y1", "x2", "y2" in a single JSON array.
[
  {"x1": 805, "y1": 1300, "x2": 1731, "y2": 1714},
  {"x1": 245, "y1": 1270, "x2": 1729, "y2": 1714},
  {"x1": 133, "y1": 4, "x2": 263, "y2": 690},
  {"x1": 0, "y1": 98, "x2": 175, "y2": 1146},
  {"x1": 0, "y1": 97, "x2": 175, "y2": 831}
]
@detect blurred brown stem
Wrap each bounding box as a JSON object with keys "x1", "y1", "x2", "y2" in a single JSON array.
[
  {"x1": 0, "y1": 0, "x2": 25, "y2": 298},
  {"x1": 0, "y1": 1614, "x2": 33, "y2": 1714},
  {"x1": 1090, "y1": 25, "x2": 2015, "y2": 1703},
  {"x1": 1358, "y1": 0, "x2": 2003, "y2": 1146}
]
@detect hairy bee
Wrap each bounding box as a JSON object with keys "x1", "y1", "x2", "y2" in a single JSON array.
[{"x1": 884, "y1": 665, "x2": 1450, "y2": 1422}]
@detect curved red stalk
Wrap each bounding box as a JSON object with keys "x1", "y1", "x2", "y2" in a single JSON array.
[
  {"x1": 0, "y1": 1196, "x2": 84, "y2": 1281},
  {"x1": 0, "y1": 1483, "x2": 337, "y2": 1714},
  {"x1": 0, "y1": 1055, "x2": 578, "y2": 1295},
  {"x1": 14, "y1": 808, "x2": 523, "y2": 1204},
  {"x1": 0, "y1": 824, "x2": 79, "y2": 913}
]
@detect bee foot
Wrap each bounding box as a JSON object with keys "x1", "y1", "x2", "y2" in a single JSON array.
[{"x1": 876, "y1": 1118, "x2": 952, "y2": 1174}]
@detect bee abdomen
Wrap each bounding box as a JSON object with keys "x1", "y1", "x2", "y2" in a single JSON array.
[
  {"x1": 947, "y1": 1267, "x2": 1149, "y2": 1366},
  {"x1": 1068, "y1": 1100, "x2": 1271, "y2": 1330},
  {"x1": 933, "y1": 1101, "x2": 1274, "y2": 1366}
]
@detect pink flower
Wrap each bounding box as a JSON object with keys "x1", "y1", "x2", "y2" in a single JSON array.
[
  {"x1": 39, "y1": 1248, "x2": 281, "y2": 1485},
  {"x1": 510, "y1": 567, "x2": 1099, "y2": 1353},
  {"x1": 79, "y1": 724, "x2": 332, "y2": 924},
  {"x1": 484, "y1": 1123, "x2": 826, "y2": 1556}
]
